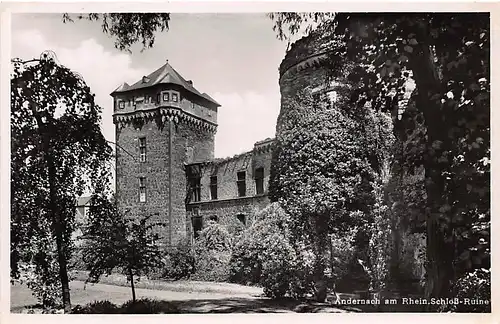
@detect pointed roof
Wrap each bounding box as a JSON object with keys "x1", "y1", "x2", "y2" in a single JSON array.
[
  {"x1": 112, "y1": 82, "x2": 130, "y2": 93},
  {"x1": 111, "y1": 61, "x2": 220, "y2": 107}
]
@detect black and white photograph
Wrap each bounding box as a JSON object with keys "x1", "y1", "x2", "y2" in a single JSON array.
[{"x1": 3, "y1": 4, "x2": 492, "y2": 317}]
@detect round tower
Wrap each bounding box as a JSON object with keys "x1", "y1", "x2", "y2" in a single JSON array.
[{"x1": 277, "y1": 29, "x2": 345, "y2": 132}]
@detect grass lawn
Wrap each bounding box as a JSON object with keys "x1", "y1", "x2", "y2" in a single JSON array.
[
  {"x1": 11, "y1": 279, "x2": 357, "y2": 313},
  {"x1": 69, "y1": 270, "x2": 263, "y2": 295}
]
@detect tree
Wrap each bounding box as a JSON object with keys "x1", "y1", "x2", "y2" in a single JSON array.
[
  {"x1": 81, "y1": 194, "x2": 165, "y2": 302},
  {"x1": 268, "y1": 13, "x2": 490, "y2": 306},
  {"x1": 61, "y1": 13, "x2": 170, "y2": 52},
  {"x1": 269, "y1": 88, "x2": 393, "y2": 301},
  {"x1": 11, "y1": 52, "x2": 112, "y2": 311}
]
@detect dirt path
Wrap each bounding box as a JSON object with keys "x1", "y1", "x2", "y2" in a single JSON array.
[{"x1": 12, "y1": 281, "x2": 348, "y2": 313}]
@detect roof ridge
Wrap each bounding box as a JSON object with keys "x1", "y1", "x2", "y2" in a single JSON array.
[{"x1": 111, "y1": 61, "x2": 220, "y2": 107}]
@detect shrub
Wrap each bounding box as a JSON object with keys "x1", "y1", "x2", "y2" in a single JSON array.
[
  {"x1": 229, "y1": 203, "x2": 316, "y2": 298},
  {"x1": 120, "y1": 298, "x2": 181, "y2": 314},
  {"x1": 440, "y1": 268, "x2": 491, "y2": 313},
  {"x1": 260, "y1": 232, "x2": 297, "y2": 298},
  {"x1": 191, "y1": 221, "x2": 233, "y2": 282},
  {"x1": 71, "y1": 300, "x2": 118, "y2": 314},
  {"x1": 162, "y1": 239, "x2": 195, "y2": 280},
  {"x1": 71, "y1": 299, "x2": 181, "y2": 314}
]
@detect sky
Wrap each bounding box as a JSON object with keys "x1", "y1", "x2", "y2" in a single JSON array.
[{"x1": 11, "y1": 13, "x2": 289, "y2": 158}]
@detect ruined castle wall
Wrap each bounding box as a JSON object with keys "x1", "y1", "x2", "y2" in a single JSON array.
[{"x1": 186, "y1": 144, "x2": 273, "y2": 236}]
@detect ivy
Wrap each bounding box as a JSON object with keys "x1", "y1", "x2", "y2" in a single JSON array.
[{"x1": 269, "y1": 13, "x2": 490, "y2": 306}]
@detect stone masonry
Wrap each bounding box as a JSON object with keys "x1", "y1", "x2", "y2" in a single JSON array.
[{"x1": 112, "y1": 62, "x2": 273, "y2": 246}]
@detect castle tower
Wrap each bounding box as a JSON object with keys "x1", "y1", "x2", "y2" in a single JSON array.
[
  {"x1": 277, "y1": 28, "x2": 342, "y2": 132},
  {"x1": 111, "y1": 61, "x2": 220, "y2": 246},
  {"x1": 277, "y1": 31, "x2": 426, "y2": 291}
]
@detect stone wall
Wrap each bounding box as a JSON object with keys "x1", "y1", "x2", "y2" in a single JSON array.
[
  {"x1": 115, "y1": 115, "x2": 215, "y2": 246},
  {"x1": 185, "y1": 140, "x2": 273, "y2": 236},
  {"x1": 187, "y1": 196, "x2": 270, "y2": 236}
]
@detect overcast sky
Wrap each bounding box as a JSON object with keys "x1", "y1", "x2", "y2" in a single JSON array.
[{"x1": 11, "y1": 13, "x2": 289, "y2": 158}]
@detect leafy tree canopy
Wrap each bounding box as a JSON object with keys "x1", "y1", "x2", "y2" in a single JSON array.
[
  {"x1": 62, "y1": 13, "x2": 170, "y2": 52},
  {"x1": 268, "y1": 12, "x2": 490, "y2": 303},
  {"x1": 11, "y1": 52, "x2": 113, "y2": 310}
]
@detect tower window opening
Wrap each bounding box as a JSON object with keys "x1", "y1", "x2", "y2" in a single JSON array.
[
  {"x1": 118, "y1": 101, "x2": 124, "y2": 109},
  {"x1": 139, "y1": 177, "x2": 147, "y2": 202},
  {"x1": 189, "y1": 176, "x2": 201, "y2": 202},
  {"x1": 139, "y1": 137, "x2": 147, "y2": 162},
  {"x1": 237, "y1": 214, "x2": 246, "y2": 226},
  {"x1": 237, "y1": 171, "x2": 246, "y2": 197},
  {"x1": 210, "y1": 175, "x2": 218, "y2": 200},
  {"x1": 172, "y1": 93, "x2": 179, "y2": 102},
  {"x1": 192, "y1": 215, "x2": 202, "y2": 238},
  {"x1": 255, "y1": 167, "x2": 264, "y2": 195},
  {"x1": 163, "y1": 92, "x2": 170, "y2": 102}
]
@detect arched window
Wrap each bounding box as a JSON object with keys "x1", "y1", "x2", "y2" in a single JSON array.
[{"x1": 236, "y1": 214, "x2": 246, "y2": 226}]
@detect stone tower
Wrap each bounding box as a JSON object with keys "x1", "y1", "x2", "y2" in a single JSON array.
[
  {"x1": 277, "y1": 28, "x2": 341, "y2": 132},
  {"x1": 111, "y1": 61, "x2": 220, "y2": 246},
  {"x1": 278, "y1": 31, "x2": 426, "y2": 291}
]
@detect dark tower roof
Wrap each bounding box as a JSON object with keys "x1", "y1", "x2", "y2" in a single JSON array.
[{"x1": 111, "y1": 61, "x2": 220, "y2": 107}]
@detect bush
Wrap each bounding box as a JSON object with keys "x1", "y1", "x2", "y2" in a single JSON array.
[
  {"x1": 229, "y1": 203, "x2": 315, "y2": 299},
  {"x1": 120, "y1": 298, "x2": 181, "y2": 314},
  {"x1": 191, "y1": 221, "x2": 233, "y2": 282},
  {"x1": 71, "y1": 300, "x2": 118, "y2": 314},
  {"x1": 162, "y1": 239, "x2": 195, "y2": 280},
  {"x1": 230, "y1": 203, "x2": 289, "y2": 285},
  {"x1": 71, "y1": 299, "x2": 181, "y2": 314},
  {"x1": 440, "y1": 268, "x2": 491, "y2": 313}
]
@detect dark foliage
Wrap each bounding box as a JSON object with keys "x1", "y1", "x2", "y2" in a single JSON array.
[
  {"x1": 11, "y1": 53, "x2": 113, "y2": 310},
  {"x1": 162, "y1": 239, "x2": 196, "y2": 280},
  {"x1": 71, "y1": 298, "x2": 181, "y2": 314},
  {"x1": 71, "y1": 300, "x2": 118, "y2": 314},
  {"x1": 62, "y1": 13, "x2": 170, "y2": 52}
]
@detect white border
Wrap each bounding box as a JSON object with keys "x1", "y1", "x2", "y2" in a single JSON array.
[{"x1": 1, "y1": 2, "x2": 498, "y2": 324}]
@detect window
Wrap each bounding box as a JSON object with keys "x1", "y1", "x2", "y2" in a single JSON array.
[
  {"x1": 209, "y1": 215, "x2": 218, "y2": 222},
  {"x1": 192, "y1": 215, "x2": 203, "y2": 238},
  {"x1": 139, "y1": 137, "x2": 146, "y2": 162},
  {"x1": 163, "y1": 92, "x2": 170, "y2": 102},
  {"x1": 237, "y1": 214, "x2": 246, "y2": 226},
  {"x1": 327, "y1": 90, "x2": 338, "y2": 103},
  {"x1": 144, "y1": 95, "x2": 150, "y2": 104},
  {"x1": 237, "y1": 171, "x2": 246, "y2": 197},
  {"x1": 172, "y1": 93, "x2": 178, "y2": 102},
  {"x1": 186, "y1": 147, "x2": 194, "y2": 163},
  {"x1": 157, "y1": 93, "x2": 161, "y2": 104},
  {"x1": 139, "y1": 177, "x2": 147, "y2": 202},
  {"x1": 255, "y1": 167, "x2": 264, "y2": 195},
  {"x1": 118, "y1": 101, "x2": 125, "y2": 109},
  {"x1": 189, "y1": 176, "x2": 201, "y2": 202},
  {"x1": 210, "y1": 176, "x2": 218, "y2": 200}
]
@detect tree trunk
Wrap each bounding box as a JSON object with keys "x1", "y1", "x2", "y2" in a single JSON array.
[
  {"x1": 409, "y1": 35, "x2": 455, "y2": 307},
  {"x1": 43, "y1": 125, "x2": 71, "y2": 312},
  {"x1": 129, "y1": 268, "x2": 136, "y2": 302}
]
